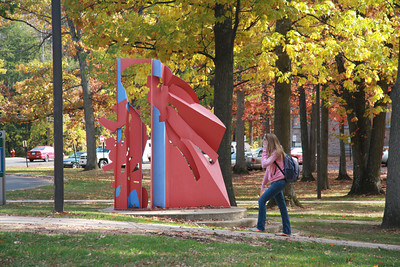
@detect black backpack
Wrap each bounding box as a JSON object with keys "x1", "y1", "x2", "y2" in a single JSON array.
[{"x1": 274, "y1": 154, "x2": 300, "y2": 183}]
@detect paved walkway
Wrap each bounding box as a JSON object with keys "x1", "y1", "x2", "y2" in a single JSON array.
[{"x1": 0, "y1": 214, "x2": 399, "y2": 251}]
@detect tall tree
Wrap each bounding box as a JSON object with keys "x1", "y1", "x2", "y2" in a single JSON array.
[
  {"x1": 336, "y1": 122, "x2": 351, "y2": 180},
  {"x1": 382, "y1": 38, "x2": 400, "y2": 229},
  {"x1": 233, "y1": 88, "x2": 248, "y2": 174},
  {"x1": 298, "y1": 84, "x2": 314, "y2": 181},
  {"x1": 274, "y1": 18, "x2": 292, "y2": 152},
  {"x1": 320, "y1": 88, "x2": 329, "y2": 190},
  {"x1": 0, "y1": 21, "x2": 41, "y2": 153},
  {"x1": 273, "y1": 17, "x2": 300, "y2": 206},
  {"x1": 0, "y1": 0, "x2": 105, "y2": 167},
  {"x1": 213, "y1": 2, "x2": 238, "y2": 205},
  {"x1": 335, "y1": 53, "x2": 387, "y2": 195},
  {"x1": 318, "y1": 0, "x2": 396, "y2": 195},
  {"x1": 0, "y1": 21, "x2": 41, "y2": 89},
  {"x1": 287, "y1": 0, "x2": 394, "y2": 195},
  {"x1": 310, "y1": 101, "x2": 318, "y2": 172},
  {"x1": 316, "y1": 84, "x2": 322, "y2": 199},
  {"x1": 66, "y1": 14, "x2": 98, "y2": 170}
]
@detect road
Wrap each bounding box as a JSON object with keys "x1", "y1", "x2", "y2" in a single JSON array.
[
  {"x1": 5, "y1": 174, "x2": 53, "y2": 191},
  {"x1": 5, "y1": 157, "x2": 151, "y2": 169},
  {"x1": 3, "y1": 157, "x2": 150, "y2": 192},
  {"x1": 5, "y1": 157, "x2": 54, "y2": 168},
  {"x1": 1, "y1": 157, "x2": 53, "y2": 192}
]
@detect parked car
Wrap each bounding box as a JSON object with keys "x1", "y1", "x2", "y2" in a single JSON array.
[
  {"x1": 231, "y1": 153, "x2": 236, "y2": 167},
  {"x1": 26, "y1": 146, "x2": 55, "y2": 162},
  {"x1": 291, "y1": 147, "x2": 303, "y2": 164},
  {"x1": 143, "y1": 139, "x2": 151, "y2": 162},
  {"x1": 79, "y1": 146, "x2": 110, "y2": 168},
  {"x1": 248, "y1": 147, "x2": 302, "y2": 170},
  {"x1": 382, "y1": 146, "x2": 389, "y2": 166},
  {"x1": 248, "y1": 148, "x2": 263, "y2": 170},
  {"x1": 231, "y1": 141, "x2": 251, "y2": 154},
  {"x1": 63, "y1": 151, "x2": 86, "y2": 168},
  {"x1": 231, "y1": 151, "x2": 253, "y2": 169}
]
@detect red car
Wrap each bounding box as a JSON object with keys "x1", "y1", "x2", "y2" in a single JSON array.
[
  {"x1": 291, "y1": 147, "x2": 303, "y2": 164},
  {"x1": 26, "y1": 146, "x2": 55, "y2": 162},
  {"x1": 248, "y1": 147, "x2": 303, "y2": 169}
]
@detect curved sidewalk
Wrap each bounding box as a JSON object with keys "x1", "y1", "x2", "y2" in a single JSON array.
[{"x1": 0, "y1": 215, "x2": 399, "y2": 251}]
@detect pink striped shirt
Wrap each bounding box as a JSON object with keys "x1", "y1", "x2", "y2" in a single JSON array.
[{"x1": 261, "y1": 149, "x2": 285, "y2": 190}]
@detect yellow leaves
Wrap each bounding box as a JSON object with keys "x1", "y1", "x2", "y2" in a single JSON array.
[
  {"x1": 262, "y1": 32, "x2": 283, "y2": 50},
  {"x1": 285, "y1": 44, "x2": 296, "y2": 59},
  {"x1": 369, "y1": 85, "x2": 384, "y2": 102},
  {"x1": 345, "y1": 63, "x2": 355, "y2": 79},
  {"x1": 6, "y1": 55, "x2": 88, "y2": 123},
  {"x1": 290, "y1": 1, "x2": 310, "y2": 14},
  {"x1": 276, "y1": 71, "x2": 291, "y2": 84},
  {"x1": 343, "y1": 80, "x2": 356, "y2": 91},
  {"x1": 127, "y1": 84, "x2": 148, "y2": 99},
  {"x1": 309, "y1": 31, "x2": 321, "y2": 40},
  {"x1": 298, "y1": 77, "x2": 307, "y2": 86},
  {"x1": 351, "y1": 117, "x2": 358, "y2": 123},
  {"x1": 316, "y1": 1, "x2": 336, "y2": 15}
]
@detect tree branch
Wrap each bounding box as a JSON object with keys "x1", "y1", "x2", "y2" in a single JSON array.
[{"x1": 232, "y1": 0, "x2": 241, "y2": 44}]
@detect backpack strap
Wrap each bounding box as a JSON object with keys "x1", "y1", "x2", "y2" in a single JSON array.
[
  {"x1": 274, "y1": 154, "x2": 285, "y2": 176},
  {"x1": 274, "y1": 161, "x2": 285, "y2": 176}
]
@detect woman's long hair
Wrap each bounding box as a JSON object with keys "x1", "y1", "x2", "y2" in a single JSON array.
[{"x1": 263, "y1": 133, "x2": 285, "y2": 159}]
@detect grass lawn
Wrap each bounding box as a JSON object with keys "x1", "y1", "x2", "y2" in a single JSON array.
[
  {"x1": 1, "y1": 164, "x2": 399, "y2": 265},
  {"x1": 1, "y1": 231, "x2": 399, "y2": 266}
]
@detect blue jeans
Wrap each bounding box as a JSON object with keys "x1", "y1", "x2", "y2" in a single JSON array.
[{"x1": 257, "y1": 179, "x2": 291, "y2": 234}]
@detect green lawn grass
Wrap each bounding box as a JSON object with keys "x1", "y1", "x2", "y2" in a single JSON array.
[
  {"x1": 1, "y1": 232, "x2": 399, "y2": 266},
  {"x1": 1, "y1": 165, "x2": 399, "y2": 265}
]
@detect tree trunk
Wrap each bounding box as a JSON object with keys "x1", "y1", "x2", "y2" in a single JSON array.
[
  {"x1": 233, "y1": 89, "x2": 248, "y2": 174},
  {"x1": 336, "y1": 122, "x2": 351, "y2": 180},
  {"x1": 274, "y1": 18, "x2": 300, "y2": 207},
  {"x1": 345, "y1": 84, "x2": 370, "y2": 194},
  {"x1": 316, "y1": 84, "x2": 322, "y2": 199},
  {"x1": 262, "y1": 83, "x2": 271, "y2": 133},
  {"x1": 363, "y1": 111, "x2": 385, "y2": 193},
  {"x1": 298, "y1": 85, "x2": 314, "y2": 181},
  {"x1": 249, "y1": 120, "x2": 253, "y2": 146},
  {"x1": 213, "y1": 4, "x2": 236, "y2": 206},
  {"x1": 382, "y1": 38, "x2": 400, "y2": 228},
  {"x1": 321, "y1": 93, "x2": 329, "y2": 189},
  {"x1": 336, "y1": 53, "x2": 384, "y2": 195},
  {"x1": 364, "y1": 79, "x2": 388, "y2": 194},
  {"x1": 66, "y1": 16, "x2": 98, "y2": 171},
  {"x1": 310, "y1": 99, "x2": 318, "y2": 172},
  {"x1": 274, "y1": 18, "x2": 291, "y2": 153}
]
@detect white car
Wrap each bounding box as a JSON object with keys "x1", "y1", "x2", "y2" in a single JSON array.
[
  {"x1": 143, "y1": 140, "x2": 151, "y2": 162},
  {"x1": 79, "y1": 146, "x2": 110, "y2": 168},
  {"x1": 382, "y1": 146, "x2": 389, "y2": 166},
  {"x1": 231, "y1": 141, "x2": 251, "y2": 154}
]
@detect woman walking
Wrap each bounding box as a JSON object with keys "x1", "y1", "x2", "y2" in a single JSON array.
[{"x1": 249, "y1": 133, "x2": 291, "y2": 236}]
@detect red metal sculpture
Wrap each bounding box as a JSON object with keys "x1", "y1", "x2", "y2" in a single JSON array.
[{"x1": 100, "y1": 59, "x2": 230, "y2": 210}]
